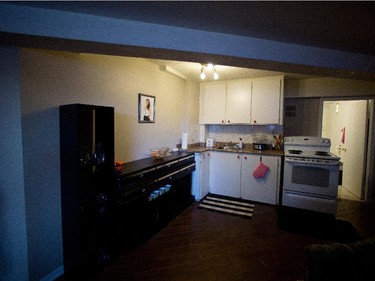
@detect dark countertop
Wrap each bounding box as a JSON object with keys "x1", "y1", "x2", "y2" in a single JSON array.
[
  {"x1": 186, "y1": 146, "x2": 284, "y2": 157},
  {"x1": 117, "y1": 151, "x2": 195, "y2": 176}
]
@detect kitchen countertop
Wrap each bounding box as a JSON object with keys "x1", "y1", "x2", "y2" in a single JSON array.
[
  {"x1": 116, "y1": 151, "x2": 195, "y2": 176},
  {"x1": 186, "y1": 146, "x2": 284, "y2": 156}
]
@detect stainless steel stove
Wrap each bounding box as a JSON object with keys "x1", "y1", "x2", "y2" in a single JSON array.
[{"x1": 282, "y1": 136, "x2": 340, "y2": 215}]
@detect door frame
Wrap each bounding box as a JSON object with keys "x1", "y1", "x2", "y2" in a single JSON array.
[{"x1": 318, "y1": 97, "x2": 374, "y2": 201}]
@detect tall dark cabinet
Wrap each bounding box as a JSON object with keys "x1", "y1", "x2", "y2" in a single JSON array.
[{"x1": 60, "y1": 104, "x2": 115, "y2": 274}]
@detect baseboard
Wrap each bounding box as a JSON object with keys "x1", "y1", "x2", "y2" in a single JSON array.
[{"x1": 40, "y1": 265, "x2": 64, "y2": 281}]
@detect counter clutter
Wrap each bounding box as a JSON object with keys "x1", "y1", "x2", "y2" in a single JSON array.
[{"x1": 186, "y1": 143, "x2": 284, "y2": 156}]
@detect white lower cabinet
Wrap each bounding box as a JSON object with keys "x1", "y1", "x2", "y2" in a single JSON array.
[
  {"x1": 192, "y1": 152, "x2": 210, "y2": 200},
  {"x1": 240, "y1": 154, "x2": 280, "y2": 204},
  {"x1": 208, "y1": 151, "x2": 280, "y2": 204},
  {"x1": 209, "y1": 151, "x2": 241, "y2": 198}
]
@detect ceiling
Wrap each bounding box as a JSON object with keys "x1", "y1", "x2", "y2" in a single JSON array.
[
  {"x1": 148, "y1": 58, "x2": 313, "y2": 82},
  {"x1": 10, "y1": 1, "x2": 375, "y2": 81}
]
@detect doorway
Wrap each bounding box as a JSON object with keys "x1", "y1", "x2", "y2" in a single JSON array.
[{"x1": 322, "y1": 100, "x2": 369, "y2": 201}]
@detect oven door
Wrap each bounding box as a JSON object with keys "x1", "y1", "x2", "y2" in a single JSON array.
[{"x1": 283, "y1": 157, "x2": 339, "y2": 197}]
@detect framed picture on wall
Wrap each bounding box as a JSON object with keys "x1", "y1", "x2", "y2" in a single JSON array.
[{"x1": 138, "y1": 93, "x2": 156, "y2": 123}]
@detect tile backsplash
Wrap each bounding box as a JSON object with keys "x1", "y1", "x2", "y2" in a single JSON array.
[{"x1": 202, "y1": 125, "x2": 283, "y2": 145}]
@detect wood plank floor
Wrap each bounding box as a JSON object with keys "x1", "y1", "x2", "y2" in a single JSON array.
[{"x1": 63, "y1": 199, "x2": 375, "y2": 281}]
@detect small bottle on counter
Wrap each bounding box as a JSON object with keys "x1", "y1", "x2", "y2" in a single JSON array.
[
  {"x1": 238, "y1": 138, "x2": 243, "y2": 149},
  {"x1": 271, "y1": 132, "x2": 276, "y2": 150}
]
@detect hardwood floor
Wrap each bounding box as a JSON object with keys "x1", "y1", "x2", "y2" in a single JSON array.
[{"x1": 64, "y1": 199, "x2": 375, "y2": 281}]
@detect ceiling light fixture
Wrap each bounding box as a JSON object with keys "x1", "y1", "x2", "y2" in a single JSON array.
[
  {"x1": 200, "y1": 63, "x2": 219, "y2": 80},
  {"x1": 200, "y1": 66, "x2": 206, "y2": 80},
  {"x1": 213, "y1": 66, "x2": 219, "y2": 80}
]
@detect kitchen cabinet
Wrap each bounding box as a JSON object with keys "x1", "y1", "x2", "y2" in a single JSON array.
[
  {"x1": 115, "y1": 152, "x2": 195, "y2": 244},
  {"x1": 192, "y1": 152, "x2": 210, "y2": 200},
  {"x1": 251, "y1": 76, "x2": 283, "y2": 125},
  {"x1": 207, "y1": 151, "x2": 281, "y2": 204},
  {"x1": 199, "y1": 83, "x2": 226, "y2": 124},
  {"x1": 226, "y1": 80, "x2": 252, "y2": 124},
  {"x1": 200, "y1": 76, "x2": 283, "y2": 125},
  {"x1": 240, "y1": 154, "x2": 280, "y2": 204},
  {"x1": 199, "y1": 80, "x2": 251, "y2": 124},
  {"x1": 209, "y1": 151, "x2": 241, "y2": 198}
]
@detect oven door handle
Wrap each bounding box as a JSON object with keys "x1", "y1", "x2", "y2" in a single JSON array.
[{"x1": 285, "y1": 158, "x2": 340, "y2": 166}]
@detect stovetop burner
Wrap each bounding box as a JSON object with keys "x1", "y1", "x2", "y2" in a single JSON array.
[
  {"x1": 315, "y1": 151, "x2": 331, "y2": 157},
  {"x1": 288, "y1": 150, "x2": 302, "y2": 155}
]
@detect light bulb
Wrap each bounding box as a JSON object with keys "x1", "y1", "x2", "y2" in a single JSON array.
[
  {"x1": 213, "y1": 67, "x2": 219, "y2": 80},
  {"x1": 214, "y1": 71, "x2": 219, "y2": 80},
  {"x1": 200, "y1": 67, "x2": 206, "y2": 80},
  {"x1": 206, "y1": 63, "x2": 214, "y2": 71}
]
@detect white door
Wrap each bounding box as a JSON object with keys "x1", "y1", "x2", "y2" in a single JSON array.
[
  {"x1": 251, "y1": 77, "x2": 283, "y2": 125},
  {"x1": 201, "y1": 151, "x2": 210, "y2": 199},
  {"x1": 209, "y1": 151, "x2": 241, "y2": 198},
  {"x1": 200, "y1": 83, "x2": 226, "y2": 124},
  {"x1": 241, "y1": 155, "x2": 280, "y2": 204},
  {"x1": 226, "y1": 80, "x2": 252, "y2": 124},
  {"x1": 192, "y1": 152, "x2": 210, "y2": 200},
  {"x1": 322, "y1": 100, "x2": 368, "y2": 199}
]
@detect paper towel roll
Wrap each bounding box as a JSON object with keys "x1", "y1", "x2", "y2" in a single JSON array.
[{"x1": 181, "y1": 133, "x2": 188, "y2": 149}]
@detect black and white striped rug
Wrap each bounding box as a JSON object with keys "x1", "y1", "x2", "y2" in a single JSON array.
[{"x1": 198, "y1": 194, "x2": 255, "y2": 219}]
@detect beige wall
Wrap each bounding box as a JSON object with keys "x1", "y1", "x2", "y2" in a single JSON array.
[
  {"x1": 285, "y1": 77, "x2": 375, "y2": 98},
  {"x1": 20, "y1": 49, "x2": 199, "y2": 162}
]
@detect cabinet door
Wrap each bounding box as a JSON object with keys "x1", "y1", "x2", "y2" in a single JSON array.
[
  {"x1": 240, "y1": 155, "x2": 280, "y2": 204},
  {"x1": 209, "y1": 152, "x2": 241, "y2": 198},
  {"x1": 192, "y1": 152, "x2": 210, "y2": 200},
  {"x1": 226, "y1": 80, "x2": 252, "y2": 124},
  {"x1": 251, "y1": 77, "x2": 283, "y2": 125},
  {"x1": 200, "y1": 83, "x2": 226, "y2": 124}
]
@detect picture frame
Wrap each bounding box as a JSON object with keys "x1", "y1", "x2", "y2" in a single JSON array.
[{"x1": 138, "y1": 93, "x2": 156, "y2": 123}]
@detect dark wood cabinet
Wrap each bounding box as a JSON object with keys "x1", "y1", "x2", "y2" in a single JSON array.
[
  {"x1": 115, "y1": 153, "x2": 195, "y2": 245},
  {"x1": 60, "y1": 104, "x2": 115, "y2": 274}
]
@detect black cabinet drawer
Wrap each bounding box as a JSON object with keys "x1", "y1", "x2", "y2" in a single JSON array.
[
  {"x1": 178, "y1": 155, "x2": 195, "y2": 165},
  {"x1": 155, "y1": 160, "x2": 179, "y2": 175},
  {"x1": 176, "y1": 163, "x2": 196, "y2": 180},
  {"x1": 120, "y1": 167, "x2": 157, "y2": 187}
]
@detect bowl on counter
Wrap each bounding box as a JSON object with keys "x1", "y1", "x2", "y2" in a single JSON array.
[{"x1": 149, "y1": 147, "x2": 169, "y2": 159}]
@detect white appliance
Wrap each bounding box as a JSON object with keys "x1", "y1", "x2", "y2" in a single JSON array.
[
  {"x1": 282, "y1": 136, "x2": 340, "y2": 215},
  {"x1": 192, "y1": 152, "x2": 210, "y2": 200},
  {"x1": 206, "y1": 138, "x2": 214, "y2": 148}
]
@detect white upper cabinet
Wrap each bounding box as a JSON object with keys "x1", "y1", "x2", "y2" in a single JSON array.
[
  {"x1": 199, "y1": 83, "x2": 226, "y2": 124},
  {"x1": 226, "y1": 80, "x2": 252, "y2": 124},
  {"x1": 200, "y1": 76, "x2": 283, "y2": 125},
  {"x1": 251, "y1": 76, "x2": 283, "y2": 125}
]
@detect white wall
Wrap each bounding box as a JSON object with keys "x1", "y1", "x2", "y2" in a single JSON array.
[
  {"x1": 20, "y1": 49, "x2": 190, "y2": 162},
  {"x1": 19, "y1": 48, "x2": 197, "y2": 280}
]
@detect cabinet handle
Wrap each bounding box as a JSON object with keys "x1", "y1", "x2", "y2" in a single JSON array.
[
  {"x1": 228, "y1": 120, "x2": 230, "y2": 123},
  {"x1": 221, "y1": 120, "x2": 225, "y2": 123},
  {"x1": 237, "y1": 155, "x2": 240, "y2": 159},
  {"x1": 244, "y1": 156, "x2": 247, "y2": 160},
  {"x1": 253, "y1": 120, "x2": 257, "y2": 124}
]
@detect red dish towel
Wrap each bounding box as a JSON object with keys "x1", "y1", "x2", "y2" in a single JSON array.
[{"x1": 253, "y1": 162, "x2": 269, "y2": 179}]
